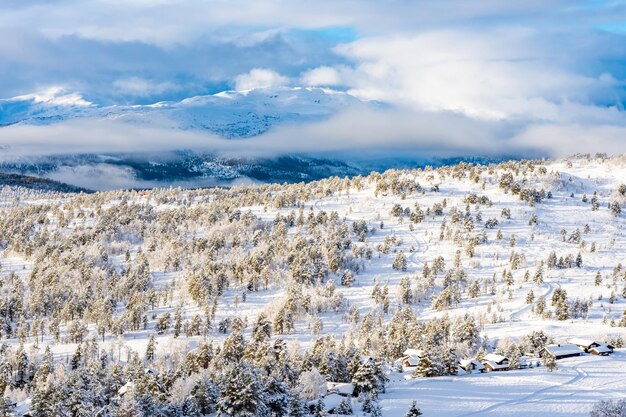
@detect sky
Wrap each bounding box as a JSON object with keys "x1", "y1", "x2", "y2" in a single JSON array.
[{"x1": 1, "y1": 0, "x2": 626, "y2": 159}]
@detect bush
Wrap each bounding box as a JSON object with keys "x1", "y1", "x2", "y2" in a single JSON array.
[{"x1": 590, "y1": 398, "x2": 626, "y2": 417}]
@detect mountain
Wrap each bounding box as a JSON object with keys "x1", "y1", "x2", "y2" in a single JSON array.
[
  {"x1": 0, "y1": 87, "x2": 506, "y2": 190},
  {"x1": 0, "y1": 172, "x2": 91, "y2": 193},
  {"x1": 0, "y1": 86, "x2": 367, "y2": 138}
]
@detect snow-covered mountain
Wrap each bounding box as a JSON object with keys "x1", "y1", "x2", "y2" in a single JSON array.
[
  {"x1": 0, "y1": 86, "x2": 367, "y2": 138},
  {"x1": 0, "y1": 86, "x2": 390, "y2": 188}
]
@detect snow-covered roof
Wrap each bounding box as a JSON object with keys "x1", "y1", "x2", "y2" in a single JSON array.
[
  {"x1": 404, "y1": 356, "x2": 420, "y2": 366},
  {"x1": 569, "y1": 338, "x2": 598, "y2": 348},
  {"x1": 327, "y1": 382, "x2": 355, "y2": 396},
  {"x1": 542, "y1": 344, "x2": 583, "y2": 357},
  {"x1": 589, "y1": 345, "x2": 612, "y2": 354},
  {"x1": 460, "y1": 359, "x2": 485, "y2": 370},
  {"x1": 403, "y1": 348, "x2": 425, "y2": 358},
  {"x1": 483, "y1": 353, "x2": 508, "y2": 364}
]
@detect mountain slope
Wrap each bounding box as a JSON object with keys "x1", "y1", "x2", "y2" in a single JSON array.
[{"x1": 0, "y1": 87, "x2": 368, "y2": 138}]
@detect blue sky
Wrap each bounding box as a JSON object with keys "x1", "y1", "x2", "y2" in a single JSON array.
[{"x1": 1, "y1": 0, "x2": 626, "y2": 156}]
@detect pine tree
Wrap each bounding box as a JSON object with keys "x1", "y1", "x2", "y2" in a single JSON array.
[
  {"x1": 352, "y1": 359, "x2": 378, "y2": 398},
  {"x1": 116, "y1": 391, "x2": 145, "y2": 417},
  {"x1": 145, "y1": 334, "x2": 156, "y2": 361},
  {"x1": 286, "y1": 389, "x2": 307, "y2": 417},
  {"x1": 252, "y1": 313, "x2": 272, "y2": 343},
  {"x1": 468, "y1": 280, "x2": 480, "y2": 298},
  {"x1": 334, "y1": 398, "x2": 353, "y2": 415},
  {"x1": 341, "y1": 270, "x2": 355, "y2": 287},
  {"x1": 534, "y1": 296, "x2": 546, "y2": 316},
  {"x1": 543, "y1": 352, "x2": 557, "y2": 372},
  {"x1": 30, "y1": 382, "x2": 55, "y2": 417},
  {"x1": 38, "y1": 345, "x2": 54, "y2": 380},
  {"x1": 404, "y1": 401, "x2": 423, "y2": 417},
  {"x1": 190, "y1": 375, "x2": 219, "y2": 415},
  {"x1": 174, "y1": 305, "x2": 182, "y2": 338},
  {"x1": 393, "y1": 252, "x2": 408, "y2": 271},
  {"x1": 217, "y1": 362, "x2": 269, "y2": 417},
  {"x1": 398, "y1": 277, "x2": 413, "y2": 304},
  {"x1": 412, "y1": 355, "x2": 434, "y2": 378}
]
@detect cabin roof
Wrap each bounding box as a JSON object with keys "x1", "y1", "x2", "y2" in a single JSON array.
[
  {"x1": 483, "y1": 353, "x2": 508, "y2": 364},
  {"x1": 568, "y1": 338, "x2": 598, "y2": 348},
  {"x1": 542, "y1": 344, "x2": 583, "y2": 356}
]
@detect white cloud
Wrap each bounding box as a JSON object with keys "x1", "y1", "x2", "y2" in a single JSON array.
[
  {"x1": 234, "y1": 68, "x2": 289, "y2": 91},
  {"x1": 334, "y1": 29, "x2": 614, "y2": 121},
  {"x1": 2, "y1": 0, "x2": 626, "y2": 161},
  {"x1": 300, "y1": 66, "x2": 349, "y2": 87},
  {"x1": 113, "y1": 77, "x2": 180, "y2": 97}
]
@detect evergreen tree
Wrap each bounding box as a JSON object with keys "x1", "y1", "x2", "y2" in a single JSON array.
[
  {"x1": 145, "y1": 334, "x2": 156, "y2": 361},
  {"x1": 286, "y1": 389, "x2": 307, "y2": 417},
  {"x1": 412, "y1": 355, "x2": 434, "y2": 378},
  {"x1": 217, "y1": 362, "x2": 269, "y2": 417},
  {"x1": 543, "y1": 352, "x2": 557, "y2": 372},
  {"x1": 30, "y1": 382, "x2": 56, "y2": 417},
  {"x1": 335, "y1": 398, "x2": 353, "y2": 415},
  {"x1": 173, "y1": 305, "x2": 183, "y2": 338},
  {"x1": 393, "y1": 253, "x2": 408, "y2": 271},
  {"x1": 341, "y1": 270, "x2": 355, "y2": 287},
  {"x1": 190, "y1": 375, "x2": 219, "y2": 415},
  {"x1": 352, "y1": 360, "x2": 378, "y2": 398},
  {"x1": 404, "y1": 400, "x2": 423, "y2": 417}
]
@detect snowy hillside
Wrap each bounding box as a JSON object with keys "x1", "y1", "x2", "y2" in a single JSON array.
[
  {"x1": 0, "y1": 155, "x2": 624, "y2": 416},
  {"x1": 0, "y1": 87, "x2": 368, "y2": 138}
]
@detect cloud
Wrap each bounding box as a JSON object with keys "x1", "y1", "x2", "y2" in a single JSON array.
[
  {"x1": 234, "y1": 68, "x2": 289, "y2": 91},
  {"x1": 334, "y1": 28, "x2": 620, "y2": 121},
  {"x1": 0, "y1": 119, "x2": 223, "y2": 160},
  {"x1": 300, "y1": 66, "x2": 349, "y2": 87},
  {"x1": 0, "y1": 103, "x2": 625, "y2": 179},
  {"x1": 113, "y1": 77, "x2": 181, "y2": 98},
  {"x1": 46, "y1": 163, "x2": 259, "y2": 191},
  {"x1": 510, "y1": 123, "x2": 626, "y2": 156},
  {"x1": 2, "y1": 0, "x2": 626, "y2": 164}
]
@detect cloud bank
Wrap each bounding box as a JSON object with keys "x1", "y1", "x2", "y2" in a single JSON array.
[{"x1": 1, "y1": 0, "x2": 626, "y2": 163}]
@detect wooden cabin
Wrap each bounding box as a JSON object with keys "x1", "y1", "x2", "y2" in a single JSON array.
[
  {"x1": 482, "y1": 353, "x2": 510, "y2": 371},
  {"x1": 540, "y1": 344, "x2": 584, "y2": 360},
  {"x1": 569, "y1": 338, "x2": 614, "y2": 356},
  {"x1": 459, "y1": 358, "x2": 485, "y2": 373}
]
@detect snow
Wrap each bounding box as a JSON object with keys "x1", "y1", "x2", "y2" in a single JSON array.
[
  {"x1": 382, "y1": 351, "x2": 626, "y2": 416},
  {"x1": 0, "y1": 86, "x2": 369, "y2": 138},
  {"x1": 542, "y1": 344, "x2": 585, "y2": 358},
  {"x1": 327, "y1": 381, "x2": 355, "y2": 396},
  {"x1": 483, "y1": 353, "x2": 508, "y2": 364},
  {"x1": 0, "y1": 155, "x2": 625, "y2": 415},
  {"x1": 568, "y1": 338, "x2": 599, "y2": 348}
]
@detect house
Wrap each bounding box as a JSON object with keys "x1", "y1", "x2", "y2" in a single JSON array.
[
  {"x1": 569, "y1": 338, "x2": 614, "y2": 356},
  {"x1": 459, "y1": 358, "x2": 485, "y2": 373},
  {"x1": 395, "y1": 348, "x2": 425, "y2": 369},
  {"x1": 327, "y1": 382, "x2": 355, "y2": 397},
  {"x1": 540, "y1": 344, "x2": 584, "y2": 360},
  {"x1": 481, "y1": 353, "x2": 510, "y2": 371}
]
